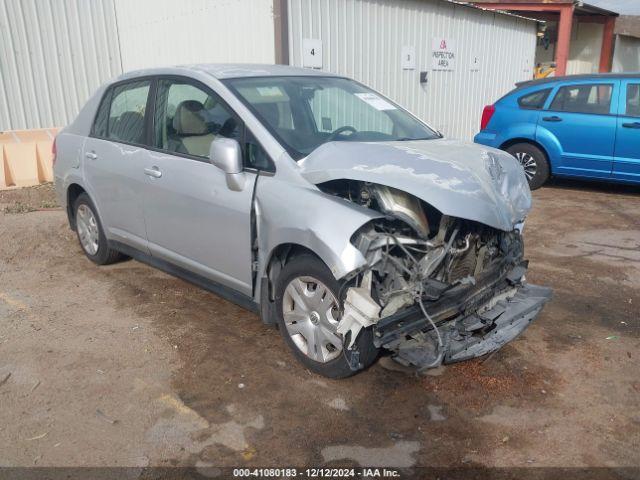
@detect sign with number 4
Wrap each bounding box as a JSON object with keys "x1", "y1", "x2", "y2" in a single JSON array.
[{"x1": 303, "y1": 39, "x2": 323, "y2": 69}]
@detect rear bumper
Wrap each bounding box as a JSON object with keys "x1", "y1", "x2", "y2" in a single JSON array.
[{"x1": 473, "y1": 131, "x2": 498, "y2": 147}]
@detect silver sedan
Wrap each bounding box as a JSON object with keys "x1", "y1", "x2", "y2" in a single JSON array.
[{"x1": 53, "y1": 64, "x2": 551, "y2": 378}]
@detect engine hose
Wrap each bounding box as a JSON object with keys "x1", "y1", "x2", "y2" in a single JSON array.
[
  {"x1": 414, "y1": 227, "x2": 459, "y2": 368},
  {"x1": 416, "y1": 288, "x2": 445, "y2": 369}
]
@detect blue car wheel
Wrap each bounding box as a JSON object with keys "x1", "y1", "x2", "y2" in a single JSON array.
[{"x1": 506, "y1": 143, "x2": 550, "y2": 190}]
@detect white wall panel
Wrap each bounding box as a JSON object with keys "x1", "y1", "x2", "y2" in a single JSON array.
[
  {"x1": 613, "y1": 34, "x2": 640, "y2": 72},
  {"x1": 0, "y1": 0, "x2": 122, "y2": 130},
  {"x1": 566, "y1": 22, "x2": 603, "y2": 75},
  {"x1": 114, "y1": 0, "x2": 275, "y2": 71},
  {"x1": 288, "y1": 0, "x2": 537, "y2": 140}
]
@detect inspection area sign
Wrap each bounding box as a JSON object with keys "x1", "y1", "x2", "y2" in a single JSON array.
[{"x1": 432, "y1": 38, "x2": 455, "y2": 70}]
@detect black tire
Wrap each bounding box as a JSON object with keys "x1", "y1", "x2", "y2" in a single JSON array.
[
  {"x1": 73, "y1": 193, "x2": 125, "y2": 265},
  {"x1": 506, "y1": 142, "x2": 550, "y2": 190},
  {"x1": 274, "y1": 253, "x2": 379, "y2": 379}
]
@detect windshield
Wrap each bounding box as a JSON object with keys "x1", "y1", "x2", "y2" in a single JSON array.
[{"x1": 224, "y1": 76, "x2": 439, "y2": 160}]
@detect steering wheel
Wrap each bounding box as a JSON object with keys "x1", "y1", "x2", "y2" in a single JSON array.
[{"x1": 327, "y1": 125, "x2": 357, "y2": 141}]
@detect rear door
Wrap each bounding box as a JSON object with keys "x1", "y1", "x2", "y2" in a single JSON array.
[
  {"x1": 538, "y1": 81, "x2": 618, "y2": 179},
  {"x1": 613, "y1": 80, "x2": 640, "y2": 182},
  {"x1": 82, "y1": 79, "x2": 152, "y2": 251},
  {"x1": 141, "y1": 77, "x2": 257, "y2": 296}
]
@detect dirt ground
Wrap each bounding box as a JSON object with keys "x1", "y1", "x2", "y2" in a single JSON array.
[{"x1": 0, "y1": 180, "x2": 639, "y2": 473}]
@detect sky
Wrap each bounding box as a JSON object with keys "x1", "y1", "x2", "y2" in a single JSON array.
[{"x1": 585, "y1": 0, "x2": 640, "y2": 15}]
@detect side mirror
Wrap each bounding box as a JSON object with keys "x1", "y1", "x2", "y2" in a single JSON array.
[{"x1": 209, "y1": 137, "x2": 246, "y2": 191}]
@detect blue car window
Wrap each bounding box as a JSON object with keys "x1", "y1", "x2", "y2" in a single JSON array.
[
  {"x1": 518, "y1": 89, "x2": 551, "y2": 110},
  {"x1": 627, "y1": 84, "x2": 640, "y2": 117},
  {"x1": 549, "y1": 84, "x2": 613, "y2": 115}
]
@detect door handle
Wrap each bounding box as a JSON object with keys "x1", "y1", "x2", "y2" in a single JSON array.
[
  {"x1": 542, "y1": 116, "x2": 562, "y2": 122},
  {"x1": 622, "y1": 122, "x2": 640, "y2": 129},
  {"x1": 144, "y1": 166, "x2": 162, "y2": 178},
  {"x1": 85, "y1": 152, "x2": 98, "y2": 160}
]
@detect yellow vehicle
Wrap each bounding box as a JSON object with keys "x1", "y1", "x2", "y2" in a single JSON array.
[{"x1": 534, "y1": 63, "x2": 556, "y2": 79}]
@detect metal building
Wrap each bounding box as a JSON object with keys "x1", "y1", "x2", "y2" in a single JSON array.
[
  {"x1": 612, "y1": 15, "x2": 640, "y2": 72},
  {"x1": 1, "y1": 0, "x2": 538, "y2": 140},
  {"x1": 287, "y1": 0, "x2": 537, "y2": 139},
  {"x1": 0, "y1": 0, "x2": 275, "y2": 131}
]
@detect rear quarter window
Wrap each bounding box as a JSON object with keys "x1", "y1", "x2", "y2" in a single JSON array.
[
  {"x1": 92, "y1": 89, "x2": 112, "y2": 137},
  {"x1": 517, "y1": 89, "x2": 551, "y2": 110}
]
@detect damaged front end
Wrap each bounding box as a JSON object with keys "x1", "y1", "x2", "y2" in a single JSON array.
[{"x1": 319, "y1": 179, "x2": 552, "y2": 371}]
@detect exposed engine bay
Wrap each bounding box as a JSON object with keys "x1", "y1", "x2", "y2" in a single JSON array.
[{"x1": 317, "y1": 179, "x2": 552, "y2": 370}]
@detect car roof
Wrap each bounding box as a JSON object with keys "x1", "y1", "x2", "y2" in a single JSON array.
[
  {"x1": 116, "y1": 63, "x2": 338, "y2": 82},
  {"x1": 515, "y1": 73, "x2": 640, "y2": 90}
]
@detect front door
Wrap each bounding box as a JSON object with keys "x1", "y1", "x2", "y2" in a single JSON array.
[
  {"x1": 613, "y1": 80, "x2": 640, "y2": 182},
  {"x1": 142, "y1": 77, "x2": 256, "y2": 296},
  {"x1": 539, "y1": 81, "x2": 618, "y2": 179},
  {"x1": 82, "y1": 79, "x2": 152, "y2": 252}
]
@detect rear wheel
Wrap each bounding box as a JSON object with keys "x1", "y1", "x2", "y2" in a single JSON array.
[
  {"x1": 506, "y1": 142, "x2": 549, "y2": 190},
  {"x1": 274, "y1": 254, "x2": 379, "y2": 378},
  {"x1": 74, "y1": 193, "x2": 125, "y2": 265}
]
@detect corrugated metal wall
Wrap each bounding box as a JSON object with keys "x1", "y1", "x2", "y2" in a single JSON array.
[
  {"x1": 2, "y1": 0, "x2": 535, "y2": 134},
  {"x1": 0, "y1": 0, "x2": 122, "y2": 131},
  {"x1": 0, "y1": 0, "x2": 275, "y2": 131},
  {"x1": 288, "y1": 0, "x2": 537, "y2": 140},
  {"x1": 113, "y1": 0, "x2": 275, "y2": 71}
]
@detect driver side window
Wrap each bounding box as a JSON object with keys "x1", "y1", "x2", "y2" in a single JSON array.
[
  {"x1": 154, "y1": 79, "x2": 241, "y2": 158},
  {"x1": 309, "y1": 87, "x2": 393, "y2": 134}
]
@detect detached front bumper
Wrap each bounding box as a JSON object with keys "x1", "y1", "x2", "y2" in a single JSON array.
[
  {"x1": 374, "y1": 280, "x2": 552, "y2": 369},
  {"x1": 445, "y1": 284, "x2": 551, "y2": 364}
]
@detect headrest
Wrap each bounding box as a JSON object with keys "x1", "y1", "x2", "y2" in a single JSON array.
[{"x1": 173, "y1": 100, "x2": 208, "y2": 135}]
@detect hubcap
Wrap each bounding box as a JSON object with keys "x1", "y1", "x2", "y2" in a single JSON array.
[
  {"x1": 76, "y1": 204, "x2": 100, "y2": 255},
  {"x1": 514, "y1": 152, "x2": 537, "y2": 181},
  {"x1": 282, "y1": 276, "x2": 343, "y2": 363}
]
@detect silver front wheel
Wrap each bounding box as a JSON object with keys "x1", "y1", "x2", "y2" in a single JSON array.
[
  {"x1": 514, "y1": 151, "x2": 537, "y2": 181},
  {"x1": 282, "y1": 276, "x2": 343, "y2": 363},
  {"x1": 76, "y1": 204, "x2": 100, "y2": 255}
]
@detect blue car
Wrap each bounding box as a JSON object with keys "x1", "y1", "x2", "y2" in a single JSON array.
[{"x1": 474, "y1": 74, "x2": 640, "y2": 189}]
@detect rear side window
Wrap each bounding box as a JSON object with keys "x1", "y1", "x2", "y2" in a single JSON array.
[
  {"x1": 626, "y1": 84, "x2": 640, "y2": 117},
  {"x1": 518, "y1": 89, "x2": 551, "y2": 110},
  {"x1": 549, "y1": 84, "x2": 613, "y2": 115},
  {"x1": 104, "y1": 80, "x2": 151, "y2": 145}
]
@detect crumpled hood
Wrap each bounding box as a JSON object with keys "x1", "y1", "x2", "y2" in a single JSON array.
[{"x1": 299, "y1": 138, "x2": 532, "y2": 231}]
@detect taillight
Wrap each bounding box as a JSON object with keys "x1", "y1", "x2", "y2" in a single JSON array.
[
  {"x1": 480, "y1": 105, "x2": 496, "y2": 131},
  {"x1": 51, "y1": 137, "x2": 57, "y2": 166}
]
